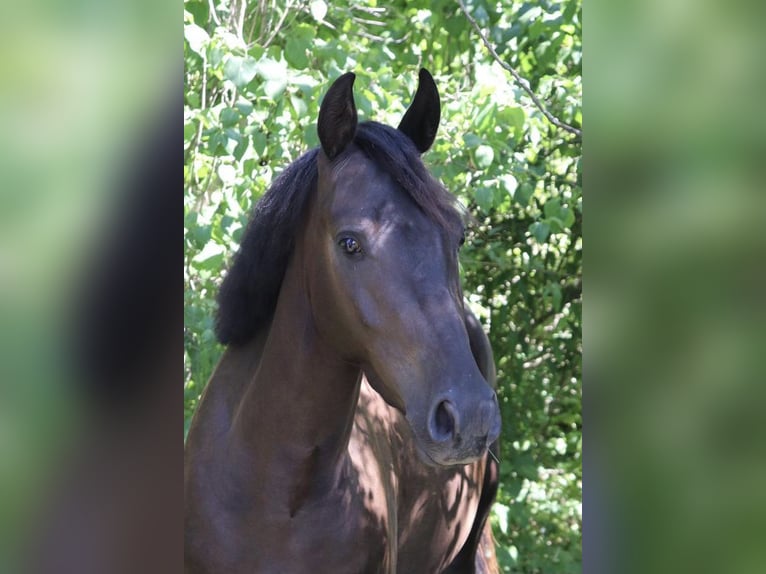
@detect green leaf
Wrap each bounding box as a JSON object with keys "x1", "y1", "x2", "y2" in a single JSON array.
[
  {"x1": 219, "y1": 107, "x2": 239, "y2": 128},
  {"x1": 293, "y1": 23, "x2": 317, "y2": 42},
  {"x1": 206, "y1": 129, "x2": 224, "y2": 154},
  {"x1": 512, "y1": 452, "x2": 538, "y2": 480},
  {"x1": 473, "y1": 5, "x2": 489, "y2": 25},
  {"x1": 475, "y1": 145, "x2": 494, "y2": 168},
  {"x1": 234, "y1": 98, "x2": 253, "y2": 116},
  {"x1": 285, "y1": 37, "x2": 309, "y2": 70},
  {"x1": 546, "y1": 216, "x2": 564, "y2": 233},
  {"x1": 186, "y1": 91, "x2": 200, "y2": 109},
  {"x1": 233, "y1": 136, "x2": 249, "y2": 161},
  {"x1": 561, "y1": 206, "x2": 576, "y2": 227},
  {"x1": 505, "y1": 476, "x2": 524, "y2": 498},
  {"x1": 248, "y1": 45, "x2": 264, "y2": 61},
  {"x1": 184, "y1": 120, "x2": 197, "y2": 144},
  {"x1": 185, "y1": 1, "x2": 208, "y2": 26},
  {"x1": 303, "y1": 124, "x2": 319, "y2": 148},
  {"x1": 251, "y1": 130, "x2": 267, "y2": 156},
  {"x1": 544, "y1": 282, "x2": 563, "y2": 311},
  {"x1": 544, "y1": 197, "x2": 561, "y2": 219},
  {"x1": 475, "y1": 101, "x2": 497, "y2": 132},
  {"x1": 515, "y1": 183, "x2": 533, "y2": 206},
  {"x1": 530, "y1": 221, "x2": 550, "y2": 243},
  {"x1": 223, "y1": 128, "x2": 242, "y2": 155},
  {"x1": 475, "y1": 187, "x2": 493, "y2": 212},
  {"x1": 497, "y1": 545, "x2": 519, "y2": 568},
  {"x1": 191, "y1": 223, "x2": 211, "y2": 249},
  {"x1": 224, "y1": 56, "x2": 258, "y2": 89},
  {"x1": 501, "y1": 105, "x2": 526, "y2": 134},
  {"x1": 243, "y1": 159, "x2": 258, "y2": 179},
  {"x1": 208, "y1": 45, "x2": 224, "y2": 68},
  {"x1": 543, "y1": 198, "x2": 575, "y2": 231},
  {"x1": 462, "y1": 133, "x2": 482, "y2": 148}
]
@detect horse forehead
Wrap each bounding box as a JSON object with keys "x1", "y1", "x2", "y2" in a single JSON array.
[
  {"x1": 329, "y1": 154, "x2": 425, "y2": 224},
  {"x1": 333, "y1": 154, "x2": 394, "y2": 198}
]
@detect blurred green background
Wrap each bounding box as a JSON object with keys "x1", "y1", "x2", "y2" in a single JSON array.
[
  {"x1": 183, "y1": 1, "x2": 582, "y2": 573},
  {"x1": 0, "y1": 1, "x2": 177, "y2": 570},
  {"x1": 587, "y1": 1, "x2": 766, "y2": 573}
]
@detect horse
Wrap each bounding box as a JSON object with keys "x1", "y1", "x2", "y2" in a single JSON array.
[{"x1": 184, "y1": 69, "x2": 502, "y2": 574}]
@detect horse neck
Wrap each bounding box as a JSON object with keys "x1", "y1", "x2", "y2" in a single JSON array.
[{"x1": 229, "y1": 245, "x2": 362, "y2": 498}]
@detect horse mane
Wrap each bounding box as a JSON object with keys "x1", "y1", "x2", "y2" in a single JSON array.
[{"x1": 215, "y1": 121, "x2": 463, "y2": 346}]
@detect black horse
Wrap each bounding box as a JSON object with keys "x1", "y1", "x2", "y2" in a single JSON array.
[{"x1": 185, "y1": 69, "x2": 501, "y2": 573}]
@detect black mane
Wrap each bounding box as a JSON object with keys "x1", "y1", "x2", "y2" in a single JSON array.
[{"x1": 215, "y1": 121, "x2": 462, "y2": 345}]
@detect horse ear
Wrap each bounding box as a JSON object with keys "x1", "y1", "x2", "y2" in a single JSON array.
[
  {"x1": 398, "y1": 68, "x2": 441, "y2": 153},
  {"x1": 317, "y1": 72, "x2": 358, "y2": 160}
]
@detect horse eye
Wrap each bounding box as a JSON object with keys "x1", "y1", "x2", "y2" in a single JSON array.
[
  {"x1": 459, "y1": 232, "x2": 466, "y2": 247},
  {"x1": 339, "y1": 237, "x2": 362, "y2": 255}
]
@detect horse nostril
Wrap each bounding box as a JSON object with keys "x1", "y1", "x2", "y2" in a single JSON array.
[{"x1": 430, "y1": 400, "x2": 458, "y2": 442}]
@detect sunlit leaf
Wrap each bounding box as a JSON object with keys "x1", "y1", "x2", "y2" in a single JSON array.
[
  {"x1": 224, "y1": 56, "x2": 258, "y2": 89},
  {"x1": 290, "y1": 94, "x2": 308, "y2": 117},
  {"x1": 475, "y1": 144, "x2": 494, "y2": 168},
  {"x1": 500, "y1": 174, "x2": 518, "y2": 197},
  {"x1": 494, "y1": 503, "x2": 510, "y2": 534},
  {"x1": 192, "y1": 241, "x2": 225, "y2": 270},
  {"x1": 264, "y1": 79, "x2": 287, "y2": 99},
  {"x1": 310, "y1": 0, "x2": 327, "y2": 22},
  {"x1": 255, "y1": 57, "x2": 287, "y2": 82},
  {"x1": 217, "y1": 164, "x2": 236, "y2": 184},
  {"x1": 184, "y1": 23, "x2": 209, "y2": 56}
]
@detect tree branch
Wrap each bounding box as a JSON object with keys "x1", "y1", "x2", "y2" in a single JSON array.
[
  {"x1": 457, "y1": 0, "x2": 582, "y2": 138},
  {"x1": 208, "y1": 0, "x2": 221, "y2": 27},
  {"x1": 262, "y1": 0, "x2": 295, "y2": 49}
]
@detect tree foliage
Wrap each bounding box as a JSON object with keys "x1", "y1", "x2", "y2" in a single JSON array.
[{"x1": 184, "y1": 1, "x2": 581, "y2": 572}]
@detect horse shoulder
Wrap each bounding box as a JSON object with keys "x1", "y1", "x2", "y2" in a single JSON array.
[{"x1": 185, "y1": 335, "x2": 270, "y2": 573}]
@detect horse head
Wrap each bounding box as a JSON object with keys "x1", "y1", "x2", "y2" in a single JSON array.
[{"x1": 304, "y1": 70, "x2": 501, "y2": 466}]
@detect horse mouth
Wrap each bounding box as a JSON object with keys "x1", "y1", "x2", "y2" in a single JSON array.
[{"x1": 413, "y1": 437, "x2": 486, "y2": 468}]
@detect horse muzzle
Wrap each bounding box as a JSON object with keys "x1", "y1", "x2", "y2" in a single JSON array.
[{"x1": 417, "y1": 392, "x2": 501, "y2": 466}]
